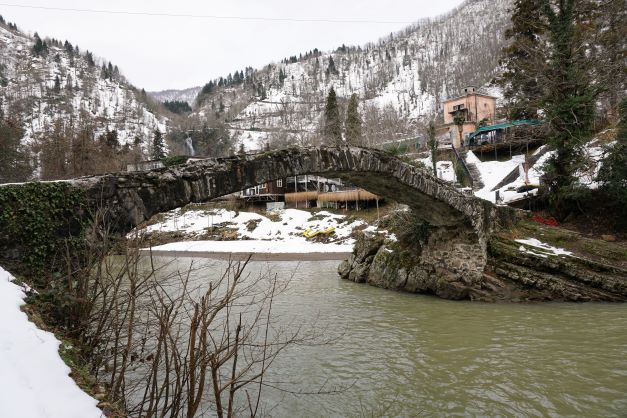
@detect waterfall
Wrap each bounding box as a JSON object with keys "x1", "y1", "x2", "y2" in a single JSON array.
[{"x1": 184, "y1": 137, "x2": 195, "y2": 156}]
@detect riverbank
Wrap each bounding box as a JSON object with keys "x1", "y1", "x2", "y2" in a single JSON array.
[
  {"x1": 339, "y1": 211, "x2": 627, "y2": 302},
  {"x1": 0, "y1": 266, "x2": 102, "y2": 418},
  {"x1": 142, "y1": 240, "x2": 352, "y2": 261},
  {"x1": 131, "y1": 204, "x2": 392, "y2": 258}
]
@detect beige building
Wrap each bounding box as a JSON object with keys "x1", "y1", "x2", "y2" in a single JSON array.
[{"x1": 440, "y1": 86, "x2": 497, "y2": 147}]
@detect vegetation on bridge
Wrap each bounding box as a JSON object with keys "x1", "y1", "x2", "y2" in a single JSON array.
[{"x1": 0, "y1": 182, "x2": 86, "y2": 279}]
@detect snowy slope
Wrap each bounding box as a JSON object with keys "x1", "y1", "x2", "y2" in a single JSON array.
[
  {"x1": 149, "y1": 86, "x2": 202, "y2": 105},
  {"x1": 134, "y1": 207, "x2": 395, "y2": 255},
  {"x1": 137, "y1": 208, "x2": 365, "y2": 244},
  {"x1": 0, "y1": 266, "x2": 102, "y2": 418},
  {"x1": 0, "y1": 23, "x2": 167, "y2": 151},
  {"x1": 189, "y1": 0, "x2": 512, "y2": 151}
]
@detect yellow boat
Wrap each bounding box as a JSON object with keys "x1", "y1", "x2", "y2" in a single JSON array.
[{"x1": 303, "y1": 227, "x2": 336, "y2": 238}]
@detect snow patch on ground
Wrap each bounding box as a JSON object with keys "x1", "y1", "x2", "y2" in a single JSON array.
[
  {"x1": 0, "y1": 266, "x2": 102, "y2": 418},
  {"x1": 516, "y1": 238, "x2": 574, "y2": 257},
  {"x1": 469, "y1": 138, "x2": 612, "y2": 204},
  {"x1": 418, "y1": 156, "x2": 457, "y2": 182},
  {"x1": 140, "y1": 208, "x2": 363, "y2": 242},
  {"x1": 468, "y1": 151, "x2": 525, "y2": 203}
]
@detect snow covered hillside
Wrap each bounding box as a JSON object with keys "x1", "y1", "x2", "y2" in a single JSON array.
[
  {"x1": 149, "y1": 86, "x2": 202, "y2": 105},
  {"x1": 0, "y1": 21, "x2": 167, "y2": 151},
  {"x1": 0, "y1": 266, "x2": 102, "y2": 418},
  {"x1": 181, "y1": 0, "x2": 511, "y2": 151}
]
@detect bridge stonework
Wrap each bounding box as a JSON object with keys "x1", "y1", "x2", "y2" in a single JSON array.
[
  {"x1": 2, "y1": 146, "x2": 509, "y2": 291},
  {"x1": 70, "y1": 146, "x2": 501, "y2": 287}
]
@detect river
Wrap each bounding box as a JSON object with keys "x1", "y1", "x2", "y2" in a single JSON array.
[{"x1": 142, "y1": 256, "x2": 627, "y2": 417}]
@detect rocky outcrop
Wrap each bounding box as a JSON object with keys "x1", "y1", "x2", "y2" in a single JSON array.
[
  {"x1": 339, "y1": 230, "x2": 484, "y2": 301},
  {"x1": 339, "y1": 231, "x2": 627, "y2": 302}
]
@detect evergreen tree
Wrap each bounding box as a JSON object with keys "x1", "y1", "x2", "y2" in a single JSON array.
[
  {"x1": 163, "y1": 100, "x2": 192, "y2": 114},
  {"x1": 104, "y1": 129, "x2": 119, "y2": 150},
  {"x1": 53, "y1": 75, "x2": 61, "y2": 93},
  {"x1": 426, "y1": 121, "x2": 437, "y2": 176},
  {"x1": 499, "y1": 0, "x2": 597, "y2": 215},
  {"x1": 85, "y1": 51, "x2": 95, "y2": 67},
  {"x1": 539, "y1": 0, "x2": 595, "y2": 213},
  {"x1": 597, "y1": 98, "x2": 627, "y2": 207},
  {"x1": 591, "y1": 0, "x2": 626, "y2": 122},
  {"x1": 32, "y1": 33, "x2": 47, "y2": 57},
  {"x1": 345, "y1": 94, "x2": 362, "y2": 145},
  {"x1": 325, "y1": 56, "x2": 339, "y2": 77},
  {"x1": 323, "y1": 87, "x2": 342, "y2": 145},
  {"x1": 152, "y1": 128, "x2": 166, "y2": 160},
  {"x1": 0, "y1": 118, "x2": 31, "y2": 183},
  {"x1": 498, "y1": 0, "x2": 544, "y2": 119}
]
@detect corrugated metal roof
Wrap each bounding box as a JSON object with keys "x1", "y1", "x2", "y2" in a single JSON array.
[{"x1": 469, "y1": 119, "x2": 543, "y2": 139}]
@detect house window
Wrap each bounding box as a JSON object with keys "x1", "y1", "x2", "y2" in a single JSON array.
[{"x1": 276, "y1": 179, "x2": 283, "y2": 187}]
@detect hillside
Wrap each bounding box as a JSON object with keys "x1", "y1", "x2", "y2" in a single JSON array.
[
  {"x1": 155, "y1": 0, "x2": 511, "y2": 151},
  {"x1": 0, "y1": 18, "x2": 168, "y2": 180},
  {"x1": 149, "y1": 86, "x2": 202, "y2": 105}
]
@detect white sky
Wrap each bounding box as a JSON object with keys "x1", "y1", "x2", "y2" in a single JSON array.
[{"x1": 1, "y1": 0, "x2": 464, "y2": 91}]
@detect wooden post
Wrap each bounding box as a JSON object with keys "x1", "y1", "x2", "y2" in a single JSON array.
[{"x1": 376, "y1": 198, "x2": 380, "y2": 221}]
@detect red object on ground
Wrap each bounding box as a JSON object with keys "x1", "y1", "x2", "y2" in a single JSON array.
[{"x1": 532, "y1": 215, "x2": 559, "y2": 226}]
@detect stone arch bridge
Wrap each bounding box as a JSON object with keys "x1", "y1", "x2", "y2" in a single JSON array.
[
  {"x1": 2, "y1": 146, "x2": 513, "y2": 295},
  {"x1": 78, "y1": 146, "x2": 505, "y2": 286}
]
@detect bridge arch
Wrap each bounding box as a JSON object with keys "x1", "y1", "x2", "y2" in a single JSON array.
[
  {"x1": 77, "y1": 146, "x2": 496, "y2": 240},
  {"x1": 68, "y1": 146, "x2": 503, "y2": 288}
]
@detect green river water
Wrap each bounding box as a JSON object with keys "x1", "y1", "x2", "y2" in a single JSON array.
[{"x1": 149, "y1": 257, "x2": 627, "y2": 417}]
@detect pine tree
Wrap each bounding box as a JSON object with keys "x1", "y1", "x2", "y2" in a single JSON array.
[
  {"x1": 591, "y1": 0, "x2": 626, "y2": 122},
  {"x1": 0, "y1": 118, "x2": 31, "y2": 182},
  {"x1": 426, "y1": 121, "x2": 437, "y2": 176},
  {"x1": 152, "y1": 128, "x2": 166, "y2": 160},
  {"x1": 32, "y1": 33, "x2": 47, "y2": 57},
  {"x1": 53, "y1": 75, "x2": 61, "y2": 93},
  {"x1": 85, "y1": 51, "x2": 95, "y2": 67},
  {"x1": 499, "y1": 0, "x2": 597, "y2": 215},
  {"x1": 323, "y1": 87, "x2": 342, "y2": 145},
  {"x1": 345, "y1": 94, "x2": 362, "y2": 145},
  {"x1": 597, "y1": 98, "x2": 627, "y2": 207},
  {"x1": 325, "y1": 56, "x2": 338, "y2": 77},
  {"x1": 539, "y1": 0, "x2": 595, "y2": 213},
  {"x1": 497, "y1": 0, "x2": 544, "y2": 119}
]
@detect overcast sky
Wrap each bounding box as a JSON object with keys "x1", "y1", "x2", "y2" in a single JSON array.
[{"x1": 2, "y1": 0, "x2": 464, "y2": 91}]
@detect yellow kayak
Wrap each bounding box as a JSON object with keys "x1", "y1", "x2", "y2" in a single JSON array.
[{"x1": 303, "y1": 227, "x2": 336, "y2": 238}]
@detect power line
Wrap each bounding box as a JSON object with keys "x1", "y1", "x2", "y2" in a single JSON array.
[{"x1": 0, "y1": 3, "x2": 415, "y2": 25}]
